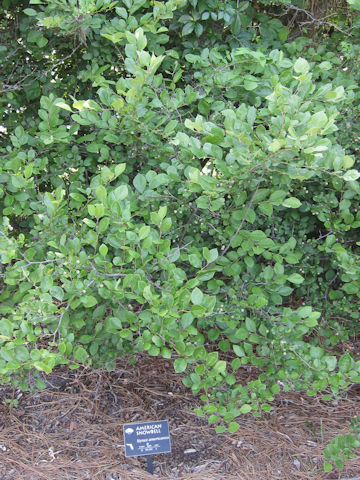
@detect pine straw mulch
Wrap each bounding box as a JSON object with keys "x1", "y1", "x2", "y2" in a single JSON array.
[{"x1": 0, "y1": 355, "x2": 359, "y2": 480}]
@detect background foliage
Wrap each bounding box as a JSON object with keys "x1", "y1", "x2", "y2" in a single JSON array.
[{"x1": 0, "y1": 0, "x2": 360, "y2": 459}]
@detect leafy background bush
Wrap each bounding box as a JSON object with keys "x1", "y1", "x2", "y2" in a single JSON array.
[{"x1": 0, "y1": 0, "x2": 359, "y2": 459}]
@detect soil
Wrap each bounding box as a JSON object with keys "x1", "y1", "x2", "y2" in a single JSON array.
[{"x1": 0, "y1": 354, "x2": 359, "y2": 480}]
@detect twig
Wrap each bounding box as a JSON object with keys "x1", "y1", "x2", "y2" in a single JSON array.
[
  {"x1": 52, "y1": 302, "x2": 71, "y2": 341},
  {"x1": 103, "y1": 272, "x2": 127, "y2": 277}
]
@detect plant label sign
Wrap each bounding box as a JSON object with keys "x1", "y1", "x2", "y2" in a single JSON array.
[{"x1": 123, "y1": 420, "x2": 171, "y2": 457}]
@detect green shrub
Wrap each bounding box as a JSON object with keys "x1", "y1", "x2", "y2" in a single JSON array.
[{"x1": 0, "y1": 0, "x2": 359, "y2": 437}]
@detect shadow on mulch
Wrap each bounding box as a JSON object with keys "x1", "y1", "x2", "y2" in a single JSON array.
[{"x1": 0, "y1": 355, "x2": 359, "y2": 480}]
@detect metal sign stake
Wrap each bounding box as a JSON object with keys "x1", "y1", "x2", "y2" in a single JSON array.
[{"x1": 146, "y1": 455, "x2": 154, "y2": 475}]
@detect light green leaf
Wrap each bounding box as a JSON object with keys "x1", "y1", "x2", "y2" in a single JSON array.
[
  {"x1": 213, "y1": 360, "x2": 227, "y2": 374},
  {"x1": 245, "y1": 317, "x2": 256, "y2": 332},
  {"x1": 338, "y1": 353, "x2": 352, "y2": 373},
  {"x1": 81, "y1": 296, "x2": 98, "y2": 308},
  {"x1": 133, "y1": 174, "x2": 147, "y2": 193},
  {"x1": 113, "y1": 185, "x2": 128, "y2": 201},
  {"x1": 114, "y1": 163, "x2": 126, "y2": 177},
  {"x1": 0, "y1": 318, "x2": 13, "y2": 337},
  {"x1": 287, "y1": 273, "x2": 304, "y2": 284},
  {"x1": 181, "y1": 313, "x2": 194, "y2": 329},
  {"x1": 55, "y1": 101, "x2": 73, "y2": 112},
  {"x1": 191, "y1": 288, "x2": 203, "y2": 305},
  {"x1": 240, "y1": 404, "x2": 252, "y2": 414},
  {"x1": 294, "y1": 57, "x2": 309, "y2": 74},
  {"x1": 233, "y1": 345, "x2": 245, "y2": 357},
  {"x1": 96, "y1": 185, "x2": 107, "y2": 202},
  {"x1": 98, "y1": 217, "x2": 110, "y2": 233},
  {"x1": 24, "y1": 8, "x2": 38, "y2": 16},
  {"x1": 189, "y1": 253, "x2": 202, "y2": 268},
  {"x1": 282, "y1": 197, "x2": 301, "y2": 208},
  {"x1": 343, "y1": 169, "x2": 360, "y2": 182},
  {"x1": 139, "y1": 225, "x2": 150, "y2": 240},
  {"x1": 306, "y1": 111, "x2": 328, "y2": 134},
  {"x1": 228, "y1": 422, "x2": 240, "y2": 433},
  {"x1": 215, "y1": 426, "x2": 227, "y2": 433},
  {"x1": 50, "y1": 286, "x2": 64, "y2": 301},
  {"x1": 174, "y1": 358, "x2": 187, "y2": 373},
  {"x1": 73, "y1": 346, "x2": 89, "y2": 363}
]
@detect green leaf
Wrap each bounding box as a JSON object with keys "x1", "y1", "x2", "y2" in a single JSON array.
[
  {"x1": 78, "y1": 335, "x2": 93, "y2": 344},
  {"x1": 213, "y1": 360, "x2": 227, "y2": 374},
  {"x1": 294, "y1": 57, "x2": 309, "y2": 74},
  {"x1": 55, "y1": 101, "x2": 73, "y2": 112},
  {"x1": 73, "y1": 346, "x2": 89, "y2": 363},
  {"x1": 181, "y1": 313, "x2": 194, "y2": 329},
  {"x1": 310, "y1": 346, "x2": 323, "y2": 359},
  {"x1": 36, "y1": 379, "x2": 47, "y2": 389},
  {"x1": 98, "y1": 217, "x2": 110, "y2": 233},
  {"x1": 287, "y1": 273, "x2": 304, "y2": 285},
  {"x1": 215, "y1": 426, "x2": 227, "y2": 434},
  {"x1": 338, "y1": 353, "x2": 352, "y2": 373},
  {"x1": 306, "y1": 111, "x2": 328, "y2": 134},
  {"x1": 323, "y1": 461, "x2": 333, "y2": 472},
  {"x1": 135, "y1": 28, "x2": 147, "y2": 50},
  {"x1": 191, "y1": 288, "x2": 203, "y2": 305},
  {"x1": 240, "y1": 404, "x2": 252, "y2": 414},
  {"x1": 113, "y1": 185, "x2": 128, "y2": 201},
  {"x1": 324, "y1": 356, "x2": 337, "y2": 371},
  {"x1": 282, "y1": 197, "x2": 301, "y2": 208},
  {"x1": 96, "y1": 185, "x2": 107, "y2": 202},
  {"x1": 161, "y1": 347, "x2": 172, "y2": 359},
  {"x1": 34, "y1": 361, "x2": 53, "y2": 373},
  {"x1": 81, "y1": 296, "x2": 98, "y2": 308},
  {"x1": 208, "y1": 414, "x2": 219, "y2": 424},
  {"x1": 133, "y1": 174, "x2": 147, "y2": 193},
  {"x1": 233, "y1": 345, "x2": 245, "y2": 357},
  {"x1": 24, "y1": 8, "x2": 38, "y2": 15},
  {"x1": 158, "y1": 206, "x2": 167, "y2": 220},
  {"x1": 14, "y1": 346, "x2": 29, "y2": 362},
  {"x1": 245, "y1": 317, "x2": 256, "y2": 333},
  {"x1": 114, "y1": 164, "x2": 126, "y2": 177},
  {"x1": 139, "y1": 225, "x2": 150, "y2": 240},
  {"x1": 343, "y1": 169, "x2": 360, "y2": 182},
  {"x1": 243, "y1": 75, "x2": 258, "y2": 91},
  {"x1": 0, "y1": 318, "x2": 13, "y2": 338},
  {"x1": 261, "y1": 403, "x2": 272, "y2": 412},
  {"x1": 189, "y1": 253, "x2": 202, "y2": 268},
  {"x1": 228, "y1": 422, "x2": 240, "y2": 433},
  {"x1": 50, "y1": 286, "x2": 64, "y2": 301},
  {"x1": 182, "y1": 22, "x2": 194, "y2": 35},
  {"x1": 174, "y1": 358, "x2": 187, "y2": 373}
]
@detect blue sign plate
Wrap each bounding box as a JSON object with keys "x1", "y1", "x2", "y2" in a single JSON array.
[{"x1": 123, "y1": 420, "x2": 171, "y2": 457}]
